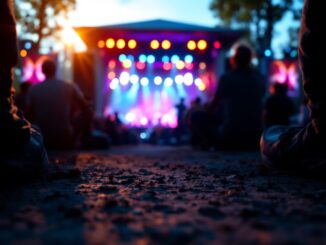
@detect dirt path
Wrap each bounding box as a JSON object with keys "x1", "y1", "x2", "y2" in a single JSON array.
[{"x1": 1, "y1": 145, "x2": 325, "y2": 245}]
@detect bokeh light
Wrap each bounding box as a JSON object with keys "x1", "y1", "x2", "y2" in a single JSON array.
[
  {"x1": 106, "y1": 38, "x2": 115, "y2": 48},
  {"x1": 128, "y1": 39, "x2": 137, "y2": 49},
  {"x1": 162, "y1": 40, "x2": 171, "y2": 50},
  {"x1": 187, "y1": 40, "x2": 196, "y2": 50},
  {"x1": 150, "y1": 40, "x2": 160, "y2": 49}
]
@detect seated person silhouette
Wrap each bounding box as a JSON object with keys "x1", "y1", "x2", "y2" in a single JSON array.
[
  {"x1": 263, "y1": 82, "x2": 295, "y2": 128},
  {"x1": 260, "y1": 0, "x2": 326, "y2": 175},
  {"x1": 26, "y1": 59, "x2": 91, "y2": 150}
]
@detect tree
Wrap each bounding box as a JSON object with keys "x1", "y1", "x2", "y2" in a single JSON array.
[
  {"x1": 210, "y1": 0, "x2": 302, "y2": 56},
  {"x1": 15, "y1": 0, "x2": 76, "y2": 52}
]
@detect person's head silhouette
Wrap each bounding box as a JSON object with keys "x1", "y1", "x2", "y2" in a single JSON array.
[
  {"x1": 41, "y1": 59, "x2": 56, "y2": 79},
  {"x1": 231, "y1": 44, "x2": 252, "y2": 69}
]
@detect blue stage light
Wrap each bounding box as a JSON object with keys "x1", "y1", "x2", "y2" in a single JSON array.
[
  {"x1": 140, "y1": 77, "x2": 149, "y2": 86},
  {"x1": 184, "y1": 54, "x2": 193, "y2": 63},
  {"x1": 139, "y1": 54, "x2": 147, "y2": 62},
  {"x1": 119, "y1": 54, "x2": 127, "y2": 62},
  {"x1": 147, "y1": 55, "x2": 155, "y2": 64},
  {"x1": 162, "y1": 55, "x2": 169, "y2": 63},
  {"x1": 264, "y1": 49, "x2": 272, "y2": 57},
  {"x1": 24, "y1": 42, "x2": 32, "y2": 50},
  {"x1": 171, "y1": 55, "x2": 180, "y2": 64},
  {"x1": 127, "y1": 54, "x2": 134, "y2": 61},
  {"x1": 154, "y1": 76, "x2": 163, "y2": 85},
  {"x1": 164, "y1": 77, "x2": 173, "y2": 87}
]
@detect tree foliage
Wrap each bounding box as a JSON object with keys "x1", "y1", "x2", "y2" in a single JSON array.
[
  {"x1": 210, "y1": 0, "x2": 302, "y2": 54},
  {"x1": 15, "y1": 0, "x2": 76, "y2": 51}
]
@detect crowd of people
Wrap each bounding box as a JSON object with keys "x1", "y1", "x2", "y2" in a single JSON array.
[{"x1": 0, "y1": 0, "x2": 324, "y2": 178}]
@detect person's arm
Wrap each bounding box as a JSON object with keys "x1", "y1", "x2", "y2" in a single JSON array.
[{"x1": 299, "y1": 0, "x2": 325, "y2": 125}]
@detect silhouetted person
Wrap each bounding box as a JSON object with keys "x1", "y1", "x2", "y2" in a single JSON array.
[
  {"x1": 263, "y1": 82, "x2": 295, "y2": 128},
  {"x1": 0, "y1": 0, "x2": 48, "y2": 181},
  {"x1": 175, "y1": 98, "x2": 187, "y2": 143},
  {"x1": 261, "y1": 0, "x2": 326, "y2": 174},
  {"x1": 15, "y1": 81, "x2": 32, "y2": 112},
  {"x1": 26, "y1": 59, "x2": 91, "y2": 150},
  {"x1": 186, "y1": 97, "x2": 206, "y2": 147},
  {"x1": 209, "y1": 44, "x2": 266, "y2": 150}
]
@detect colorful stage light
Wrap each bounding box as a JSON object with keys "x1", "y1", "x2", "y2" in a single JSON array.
[
  {"x1": 176, "y1": 61, "x2": 185, "y2": 70},
  {"x1": 199, "y1": 62, "x2": 207, "y2": 70},
  {"x1": 185, "y1": 63, "x2": 194, "y2": 70},
  {"x1": 140, "y1": 77, "x2": 149, "y2": 86},
  {"x1": 198, "y1": 40, "x2": 207, "y2": 50},
  {"x1": 163, "y1": 62, "x2": 173, "y2": 71},
  {"x1": 119, "y1": 54, "x2": 127, "y2": 62},
  {"x1": 147, "y1": 55, "x2": 155, "y2": 64},
  {"x1": 24, "y1": 42, "x2": 32, "y2": 50},
  {"x1": 117, "y1": 39, "x2": 126, "y2": 49},
  {"x1": 108, "y1": 60, "x2": 116, "y2": 69},
  {"x1": 154, "y1": 76, "x2": 163, "y2": 85},
  {"x1": 136, "y1": 61, "x2": 146, "y2": 70},
  {"x1": 264, "y1": 49, "x2": 272, "y2": 57},
  {"x1": 164, "y1": 77, "x2": 173, "y2": 87},
  {"x1": 175, "y1": 75, "x2": 184, "y2": 85},
  {"x1": 108, "y1": 71, "x2": 116, "y2": 80},
  {"x1": 106, "y1": 38, "x2": 115, "y2": 49},
  {"x1": 184, "y1": 73, "x2": 194, "y2": 86},
  {"x1": 97, "y1": 40, "x2": 105, "y2": 48},
  {"x1": 150, "y1": 40, "x2": 160, "y2": 49},
  {"x1": 194, "y1": 78, "x2": 203, "y2": 86},
  {"x1": 162, "y1": 55, "x2": 169, "y2": 63},
  {"x1": 119, "y1": 71, "x2": 130, "y2": 86},
  {"x1": 214, "y1": 41, "x2": 221, "y2": 49},
  {"x1": 187, "y1": 40, "x2": 196, "y2": 50},
  {"x1": 162, "y1": 40, "x2": 171, "y2": 50},
  {"x1": 139, "y1": 54, "x2": 147, "y2": 63},
  {"x1": 20, "y1": 49, "x2": 27, "y2": 58},
  {"x1": 110, "y1": 78, "x2": 119, "y2": 90},
  {"x1": 184, "y1": 54, "x2": 193, "y2": 63},
  {"x1": 130, "y1": 74, "x2": 139, "y2": 84},
  {"x1": 198, "y1": 83, "x2": 206, "y2": 91},
  {"x1": 122, "y1": 59, "x2": 132, "y2": 69},
  {"x1": 128, "y1": 39, "x2": 137, "y2": 49},
  {"x1": 125, "y1": 112, "x2": 136, "y2": 122},
  {"x1": 171, "y1": 55, "x2": 180, "y2": 64},
  {"x1": 140, "y1": 117, "x2": 149, "y2": 126},
  {"x1": 127, "y1": 55, "x2": 134, "y2": 61}
]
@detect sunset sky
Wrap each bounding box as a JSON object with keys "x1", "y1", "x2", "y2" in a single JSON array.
[{"x1": 70, "y1": 0, "x2": 301, "y2": 57}]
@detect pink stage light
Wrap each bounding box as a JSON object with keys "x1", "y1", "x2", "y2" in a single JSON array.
[
  {"x1": 214, "y1": 41, "x2": 221, "y2": 49},
  {"x1": 136, "y1": 61, "x2": 146, "y2": 70},
  {"x1": 163, "y1": 62, "x2": 172, "y2": 71}
]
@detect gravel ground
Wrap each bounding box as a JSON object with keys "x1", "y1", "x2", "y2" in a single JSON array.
[{"x1": 0, "y1": 145, "x2": 325, "y2": 245}]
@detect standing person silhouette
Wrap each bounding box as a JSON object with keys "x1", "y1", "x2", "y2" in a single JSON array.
[
  {"x1": 261, "y1": 0, "x2": 326, "y2": 174},
  {"x1": 0, "y1": 0, "x2": 48, "y2": 180},
  {"x1": 209, "y1": 44, "x2": 266, "y2": 150}
]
